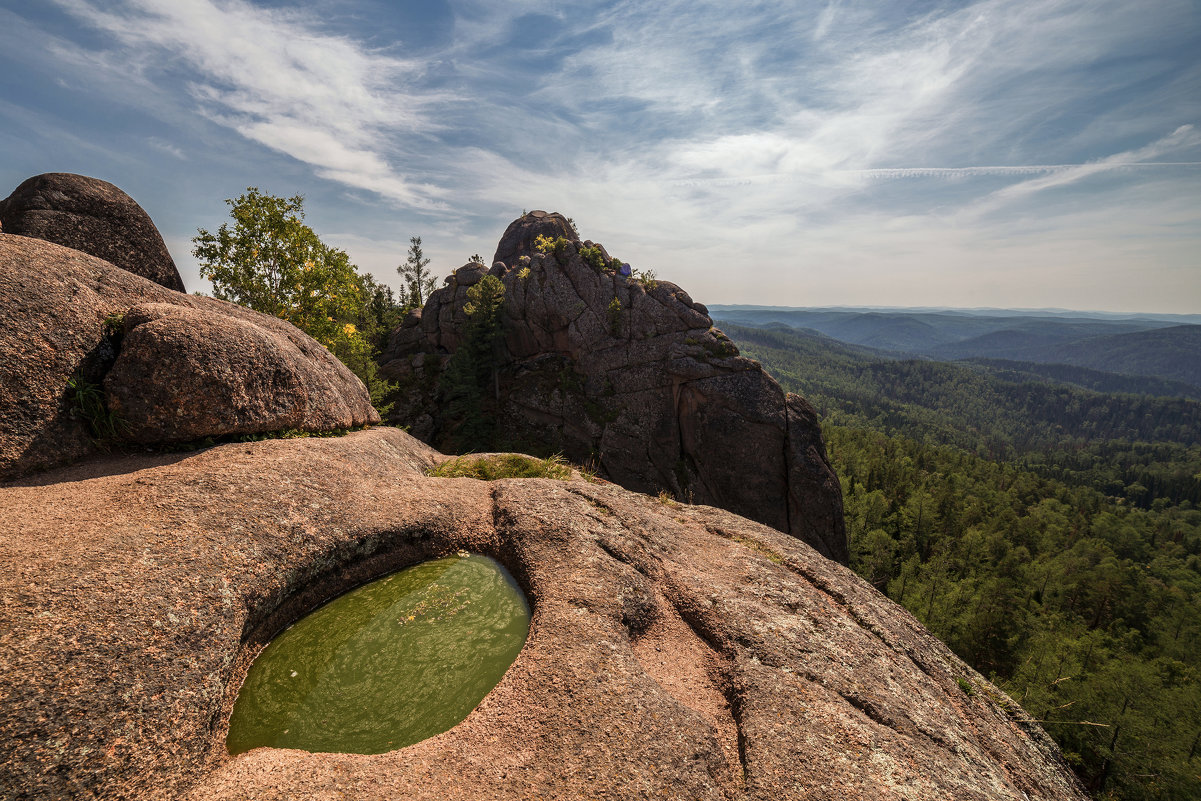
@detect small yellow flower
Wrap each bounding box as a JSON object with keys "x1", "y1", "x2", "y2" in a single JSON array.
[{"x1": 342, "y1": 323, "x2": 357, "y2": 336}]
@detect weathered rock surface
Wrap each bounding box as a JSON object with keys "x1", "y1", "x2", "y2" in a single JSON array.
[
  {"x1": 106, "y1": 302, "x2": 378, "y2": 444},
  {"x1": 0, "y1": 428, "x2": 1088, "y2": 800},
  {"x1": 381, "y1": 212, "x2": 847, "y2": 563},
  {"x1": 0, "y1": 233, "x2": 377, "y2": 479},
  {"x1": 0, "y1": 173, "x2": 185, "y2": 291},
  {"x1": 491, "y1": 209, "x2": 578, "y2": 267}
]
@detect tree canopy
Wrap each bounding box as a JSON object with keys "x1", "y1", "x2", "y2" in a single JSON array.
[{"x1": 192, "y1": 188, "x2": 403, "y2": 413}]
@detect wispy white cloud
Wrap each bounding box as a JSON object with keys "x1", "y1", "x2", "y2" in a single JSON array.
[
  {"x1": 50, "y1": 0, "x2": 449, "y2": 208},
  {"x1": 6, "y1": 0, "x2": 1198, "y2": 311},
  {"x1": 967, "y1": 125, "x2": 1201, "y2": 213},
  {"x1": 146, "y1": 137, "x2": 186, "y2": 160},
  {"x1": 813, "y1": 0, "x2": 842, "y2": 42}
]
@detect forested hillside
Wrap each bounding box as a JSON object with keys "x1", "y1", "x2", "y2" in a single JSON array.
[
  {"x1": 723, "y1": 324, "x2": 1201, "y2": 507},
  {"x1": 963, "y1": 359, "x2": 1201, "y2": 402},
  {"x1": 726, "y1": 322, "x2": 1201, "y2": 800}
]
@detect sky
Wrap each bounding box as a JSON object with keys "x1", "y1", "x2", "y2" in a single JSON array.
[{"x1": 0, "y1": 0, "x2": 1199, "y2": 314}]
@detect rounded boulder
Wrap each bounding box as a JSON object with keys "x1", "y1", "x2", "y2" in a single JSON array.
[
  {"x1": 0, "y1": 173, "x2": 186, "y2": 291},
  {"x1": 105, "y1": 303, "x2": 379, "y2": 444}
]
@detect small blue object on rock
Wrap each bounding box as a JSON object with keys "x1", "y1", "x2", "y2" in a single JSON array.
[{"x1": 619, "y1": 263, "x2": 632, "y2": 277}]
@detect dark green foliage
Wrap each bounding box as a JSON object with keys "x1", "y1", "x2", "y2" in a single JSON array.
[
  {"x1": 828, "y1": 425, "x2": 1201, "y2": 799},
  {"x1": 398, "y1": 236, "x2": 437, "y2": 310},
  {"x1": 633, "y1": 267, "x2": 658, "y2": 290},
  {"x1": 731, "y1": 322, "x2": 1201, "y2": 800},
  {"x1": 353, "y1": 274, "x2": 404, "y2": 349},
  {"x1": 440, "y1": 275, "x2": 506, "y2": 452},
  {"x1": 66, "y1": 377, "x2": 124, "y2": 442},
  {"x1": 578, "y1": 245, "x2": 607, "y2": 273},
  {"x1": 607, "y1": 297, "x2": 622, "y2": 335}
]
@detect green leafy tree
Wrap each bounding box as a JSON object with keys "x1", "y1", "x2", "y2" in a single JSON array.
[
  {"x1": 192, "y1": 188, "x2": 397, "y2": 414},
  {"x1": 399, "y1": 236, "x2": 437, "y2": 310},
  {"x1": 193, "y1": 188, "x2": 361, "y2": 347}
]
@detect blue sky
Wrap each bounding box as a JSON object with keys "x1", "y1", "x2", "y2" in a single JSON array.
[{"x1": 1, "y1": 0, "x2": 1199, "y2": 313}]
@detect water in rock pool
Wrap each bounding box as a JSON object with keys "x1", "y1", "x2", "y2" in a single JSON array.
[{"x1": 226, "y1": 553, "x2": 530, "y2": 755}]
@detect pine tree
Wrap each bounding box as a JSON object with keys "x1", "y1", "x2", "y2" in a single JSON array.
[{"x1": 398, "y1": 236, "x2": 437, "y2": 310}]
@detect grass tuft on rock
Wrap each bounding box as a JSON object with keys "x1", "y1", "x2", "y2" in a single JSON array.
[{"x1": 427, "y1": 453, "x2": 573, "y2": 481}]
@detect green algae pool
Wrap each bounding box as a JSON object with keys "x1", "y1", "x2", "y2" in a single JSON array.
[{"x1": 226, "y1": 553, "x2": 530, "y2": 755}]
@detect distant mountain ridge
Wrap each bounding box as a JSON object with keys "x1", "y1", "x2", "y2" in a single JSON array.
[
  {"x1": 712, "y1": 304, "x2": 1201, "y2": 325},
  {"x1": 710, "y1": 305, "x2": 1201, "y2": 391}
]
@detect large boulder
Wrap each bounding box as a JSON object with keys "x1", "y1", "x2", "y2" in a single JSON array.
[
  {"x1": 0, "y1": 173, "x2": 186, "y2": 291},
  {"x1": 106, "y1": 303, "x2": 376, "y2": 444},
  {"x1": 381, "y1": 213, "x2": 848, "y2": 563},
  {"x1": 0, "y1": 233, "x2": 378, "y2": 480},
  {"x1": 0, "y1": 428, "x2": 1089, "y2": 800}
]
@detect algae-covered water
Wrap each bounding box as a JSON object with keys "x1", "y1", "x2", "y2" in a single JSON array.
[{"x1": 226, "y1": 553, "x2": 530, "y2": 755}]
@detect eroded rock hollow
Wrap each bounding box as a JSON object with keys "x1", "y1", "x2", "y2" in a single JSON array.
[{"x1": 0, "y1": 429, "x2": 1087, "y2": 801}]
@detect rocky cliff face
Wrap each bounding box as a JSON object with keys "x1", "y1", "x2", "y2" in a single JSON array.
[
  {"x1": 381, "y1": 212, "x2": 848, "y2": 563},
  {"x1": 0, "y1": 429, "x2": 1088, "y2": 801}
]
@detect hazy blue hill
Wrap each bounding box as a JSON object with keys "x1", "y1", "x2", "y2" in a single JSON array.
[
  {"x1": 1022, "y1": 325, "x2": 1201, "y2": 388},
  {"x1": 928, "y1": 319, "x2": 1159, "y2": 358},
  {"x1": 711, "y1": 306, "x2": 1197, "y2": 390},
  {"x1": 966, "y1": 359, "x2": 1201, "y2": 401},
  {"x1": 817, "y1": 313, "x2": 953, "y2": 351},
  {"x1": 709, "y1": 305, "x2": 1175, "y2": 356}
]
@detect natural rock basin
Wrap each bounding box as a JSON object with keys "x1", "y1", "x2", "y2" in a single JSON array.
[{"x1": 226, "y1": 553, "x2": 530, "y2": 755}]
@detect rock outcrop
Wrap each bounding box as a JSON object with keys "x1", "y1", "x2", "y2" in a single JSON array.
[
  {"x1": 491, "y1": 208, "x2": 577, "y2": 267},
  {"x1": 0, "y1": 428, "x2": 1089, "y2": 801},
  {"x1": 0, "y1": 173, "x2": 186, "y2": 292},
  {"x1": 0, "y1": 233, "x2": 378, "y2": 480},
  {"x1": 381, "y1": 212, "x2": 847, "y2": 563}
]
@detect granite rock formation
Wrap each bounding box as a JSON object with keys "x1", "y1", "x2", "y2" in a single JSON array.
[
  {"x1": 0, "y1": 173, "x2": 186, "y2": 291},
  {"x1": 381, "y1": 212, "x2": 847, "y2": 563},
  {"x1": 0, "y1": 233, "x2": 378, "y2": 480},
  {"x1": 491, "y1": 208, "x2": 577, "y2": 267},
  {"x1": 0, "y1": 428, "x2": 1089, "y2": 801},
  {"x1": 106, "y1": 302, "x2": 378, "y2": 445}
]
